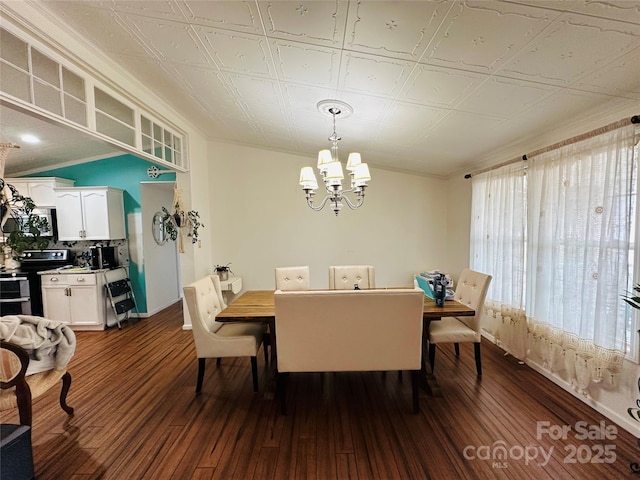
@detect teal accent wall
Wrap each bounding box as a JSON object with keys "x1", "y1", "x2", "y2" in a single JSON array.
[{"x1": 29, "y1": 155, "x2": 176, "y2": 314}]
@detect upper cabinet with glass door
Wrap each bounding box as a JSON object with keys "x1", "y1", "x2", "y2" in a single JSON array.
[
  {"x1": 1, "y1": 28, "x2": 87, "y2": 128},
  {"x1": 0, "y1": 25, "x2": 186, "y2": 171},
  {"x1": 141, "y1": 115, "x2": 182, "y2": 166}
]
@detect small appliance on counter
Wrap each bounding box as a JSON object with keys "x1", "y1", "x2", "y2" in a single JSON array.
[
  {"x1": 1, "y1": 208, "x2": 57, "y2": 238},
  {"x1": 90, "y1": 246, "x2": 118, "y2": 270}
]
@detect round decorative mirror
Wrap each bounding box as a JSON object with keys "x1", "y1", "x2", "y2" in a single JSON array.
[{"x1": 152, "y1": 211, "x2": 168, "y2": 245}]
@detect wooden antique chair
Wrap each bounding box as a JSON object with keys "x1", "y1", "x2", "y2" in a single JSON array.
[
  {"x1": 0, "y1": 340, "x2": 74, "y2": 426},
  {"x1": 1, "y1": 340, "x2": 34, "y2": 480},
  {"x1": 1, "y1": 340, "x2": 74, "y2": 480}
]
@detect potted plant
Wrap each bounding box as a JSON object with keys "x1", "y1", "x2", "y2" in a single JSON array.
[
  {"x1": 1, "y1": 181, "x2": 50, "y2": 267},
  {"x1": 159, "y1": 203, "x2": 204, "y2": 252},
  {"x1": 214, "y1": 263, "x2": 232, "y2": 281},
  {"x1": 622, "y1": 285, "x2": 640, "y2": 441},
  {"x1": 172, "y1": 203, "x2": 187, "y2": 228},
  {"x1": 623, "y1": 284, "x2": 640, "y2": 310},
  {"x1": 160, "y1": 206, "x2": 179, "y2": 241},
  {"x1": 186, "y1": 210, "x2": 203, "y2": 244}
]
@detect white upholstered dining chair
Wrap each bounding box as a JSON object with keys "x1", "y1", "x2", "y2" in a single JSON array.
[
  {"x1": 183, "y1": 275, "x2": 265, "y2": 394},
  {"x1": 275, "y1": 266, "x2": 310, "y2": 291},
  {"x1": 274, "y1": 288, "x2": 424, "y2": 414},
  {"x1": 328, "y1": 265, "x2": 375, "y2": 290},
  {"x1": 428, "y1": 268, "x2": 492, "y2": 376}
]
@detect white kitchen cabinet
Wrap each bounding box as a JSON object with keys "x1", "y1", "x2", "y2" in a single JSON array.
[
  {"x1": 4, "y1": 177, "x2": 75, "y2": 207},
  {"x1": 54, "y1": 187, "x2": 125, "y2": 240},
  {"x1": 41, "y1": 272, "x2": 110, "y2": 330}
]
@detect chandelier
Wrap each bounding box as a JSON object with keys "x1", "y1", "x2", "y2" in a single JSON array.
[{"x1": 299, "y1": 100, "x2": 371, "y2": 215}]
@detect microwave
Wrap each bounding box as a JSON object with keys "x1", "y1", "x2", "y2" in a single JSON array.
[{"x1": 1, "y1": 208, "x2": 57, "y2": 238}]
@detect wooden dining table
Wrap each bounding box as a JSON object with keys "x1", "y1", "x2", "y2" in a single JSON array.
[{"x1": 216, "y1": 289, "x2": 475, "y2": 395}]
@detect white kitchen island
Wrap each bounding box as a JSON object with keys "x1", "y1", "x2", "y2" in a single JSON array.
[{"x1": 40, "y1": 267, "x2": 116, "y2": 330}]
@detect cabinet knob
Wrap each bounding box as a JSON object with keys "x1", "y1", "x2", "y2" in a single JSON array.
[
  {"x1": 76, "y1": 277, "x2": 85, "y2": 282},
  {"x1": 50, "y1": 277, "x2": 58, "y2": 282}
]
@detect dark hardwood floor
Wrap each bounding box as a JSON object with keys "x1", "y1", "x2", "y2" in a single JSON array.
[{"x1": 2, "y1": 301, "x2": 639, "y2": 479}]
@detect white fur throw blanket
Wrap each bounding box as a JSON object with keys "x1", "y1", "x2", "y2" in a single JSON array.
[{"x1": 0, "y1": 315, "x2": 76, "y2": 375}]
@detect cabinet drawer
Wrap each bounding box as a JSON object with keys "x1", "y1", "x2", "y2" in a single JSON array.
[
  {"x1": 41, "y1": 274, "x2": 98, "y2": 286},
  {"x1": 41, "y1": 275, "x2": 68, "y2": 285},
  {"x1": 68, "y1": 274, "x2": 97, "y2": 286}
]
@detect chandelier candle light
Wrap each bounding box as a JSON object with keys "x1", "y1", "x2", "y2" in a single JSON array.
[{"x1": 299, "y1": 100, "x2": 371, "y2": 215}]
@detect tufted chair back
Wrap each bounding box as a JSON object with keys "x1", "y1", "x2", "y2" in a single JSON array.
[
  {"x1": 275, "y1": 266, "x2": 310, "y2": 291},
  {"x1": 183, "y1": 275, "x2": 265, "y2": 394},
  {"x1": 212, "y1": 274, "x2": 227, "y2": 310},
  {"x1": 427, "y1": 268, "x2": 492, "y2": 377},
  {"x1": 183, "y1": 276, "x2": 226, "y2": 355},
  {"x1": 451, "y1": 268, "x2": 492, "y2": 341},
  {"x1": 329, "y1": 265, "x2": 375, "y2": 290}
]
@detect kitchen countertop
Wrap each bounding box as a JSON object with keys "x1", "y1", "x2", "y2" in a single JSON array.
[{"x1": 38, "y1": 266, "x2": 111, "y2": 275}]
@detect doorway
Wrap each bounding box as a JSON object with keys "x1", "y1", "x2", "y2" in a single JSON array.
[{"x1": 140, "y1": 181, "x2": 180, "y2": 314}]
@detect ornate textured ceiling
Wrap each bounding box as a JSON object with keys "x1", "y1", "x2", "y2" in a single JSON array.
[{"x1": 2, "y1": 0, "x2": 640, "y2": 178}]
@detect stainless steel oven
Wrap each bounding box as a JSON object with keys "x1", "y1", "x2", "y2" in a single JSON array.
[
  {"x1": 0, "y1": 272, "x2": 32, "y2": 315},
  {"x1": 0, "y1": 249, "x2": 73, "y2": 317}
]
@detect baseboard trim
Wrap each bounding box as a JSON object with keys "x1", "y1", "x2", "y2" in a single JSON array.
[{"x1": 526, "y1": 358, "x2": 640, "y2": 437}]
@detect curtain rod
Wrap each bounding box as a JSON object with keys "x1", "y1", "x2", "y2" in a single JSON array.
[{"x1": 464, "y1": 114, "x2": 640, "y2": 179}]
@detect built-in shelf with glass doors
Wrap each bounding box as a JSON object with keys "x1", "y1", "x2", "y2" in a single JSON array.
[{"x1": 0, "y1": 24, "x2": 186, "y2": 171}]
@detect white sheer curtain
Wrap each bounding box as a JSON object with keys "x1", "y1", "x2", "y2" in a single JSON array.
[
  {"x1": 526, "y1": 124, "x2": 637, "y2": 391},
  {"x1": 471, "y1": 163, "x2": 527, "y2": 358},
  {"x1": 471, "y1": 123, "x2": 638, "y2": 393}
]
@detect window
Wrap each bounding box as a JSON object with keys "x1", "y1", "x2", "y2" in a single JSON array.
[{"x1": 472, "y1": 124, "x2": 639, "y2": 381}]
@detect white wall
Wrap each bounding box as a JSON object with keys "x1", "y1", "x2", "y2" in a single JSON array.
[
  {"x1": 177, "y1": 133, "x2": 212, "y2": 329},
  {"x1": 140, "y1": 182, "x2": 180, "y2": 315},
  {"x1": 444, "y1": 175, "x2": 472, "y2": 278},
  {"x1": 207, "y1": 141, "x2": 456, "y2": 290},
  {"x1": 177, "y1": 132, "x2": 212, "y2": 287}
]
